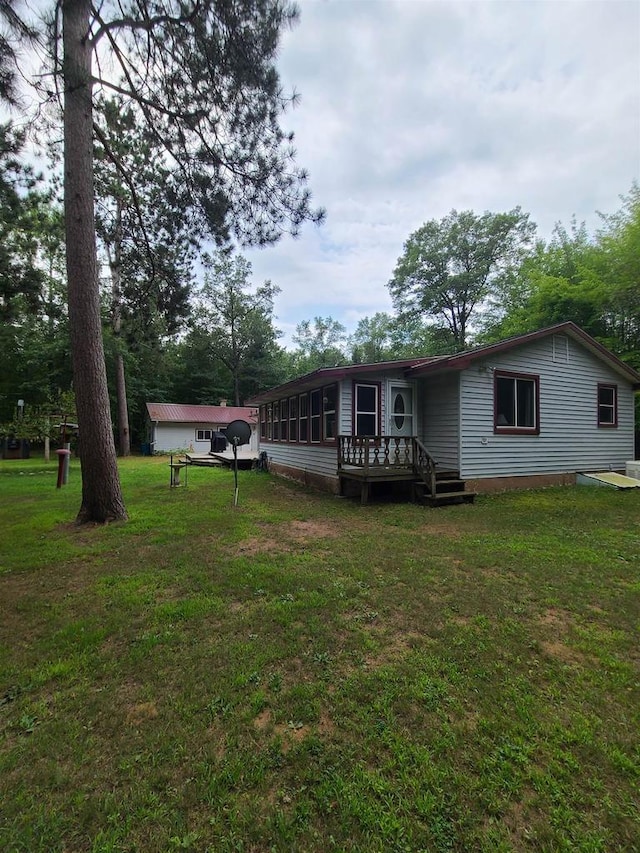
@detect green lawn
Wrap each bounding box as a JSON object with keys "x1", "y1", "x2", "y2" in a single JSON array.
[{"x1": 1, "y1": 455, "x2": 639, "y2": 852}]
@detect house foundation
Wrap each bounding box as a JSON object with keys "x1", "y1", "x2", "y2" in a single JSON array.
[{"x1": 465, "y1": 472, "x2": 577, "y2": 494}]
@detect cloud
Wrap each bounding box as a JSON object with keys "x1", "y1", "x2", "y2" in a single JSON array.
[{"x1": 243, "y1": 0, "x2": 640, "y2": 346}]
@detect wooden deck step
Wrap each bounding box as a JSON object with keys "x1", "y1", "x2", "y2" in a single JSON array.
[
  {"x1": 435, "y1": 478, "x2": 466, "y2": 492},
  {"x1": 413, "y1": 476, "x2": 476, "y2": 507},
  {"x1": 425, "y1": 490, "x2": 477, "y2": 506}
]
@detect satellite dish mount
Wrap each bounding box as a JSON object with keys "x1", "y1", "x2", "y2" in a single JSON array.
[{"x1": 225, "y1": 419, "x2": 252, "y2": 506}]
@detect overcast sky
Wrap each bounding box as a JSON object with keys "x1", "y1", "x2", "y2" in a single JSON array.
[{"x1": 242, "y1": 0, "x2": 640, "y2": 347}]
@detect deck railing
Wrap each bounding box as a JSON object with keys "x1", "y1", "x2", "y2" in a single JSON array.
[
  {"x1": 337, "y1": 435, "x2": 413, "y2": 471},
  {"x1": 337, "y1": 435, "x2": 438, "y2": 496},
  {"x1": 413, "y1": 437, "x2": 438, "y2": 497}
]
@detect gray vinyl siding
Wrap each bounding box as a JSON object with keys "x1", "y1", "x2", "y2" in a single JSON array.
[
  {"x1": 257, "y1": 370, "x2": 415, "y2": 480},
  {"x1": 262, "y1": 442, "x2": 339, "y2": 479},
  {"x1": 420, "y1": 374, "x2": 460, "y2": 470},
  {"x1": 339, "y1": 378, "x2": 353, "y2": 435},
  {"x1": 459, "y1": 336, "x2": 636, "y2": 479}
]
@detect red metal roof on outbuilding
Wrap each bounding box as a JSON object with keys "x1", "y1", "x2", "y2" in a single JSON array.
[{"x1": 146, "y1": 403, "x2": 257, "y2": 424}]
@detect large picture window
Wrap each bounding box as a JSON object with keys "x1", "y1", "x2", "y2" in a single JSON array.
[
  {"x1": 354, "y1": 383, "x2": 379, "y2": 436},
  {"x1": 598, "y1": 384, "x2": 617, "y2": 427},
  {"x1": 494, "y1": 372, "x2": 539, "y2": 434}
]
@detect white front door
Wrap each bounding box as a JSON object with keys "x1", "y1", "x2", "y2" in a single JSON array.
[{"x1": 388, "y1": 384, "x2": 414, "y2": 437}]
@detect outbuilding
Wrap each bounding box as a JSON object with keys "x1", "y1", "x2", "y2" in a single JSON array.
[{"x1": 145, "y1": 402, "x2": 259, "y2": 454}]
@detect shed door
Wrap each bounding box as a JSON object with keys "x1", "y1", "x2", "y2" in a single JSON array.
[{"x1": 388, "y1": 385, "x2": 414, "y2": 437}]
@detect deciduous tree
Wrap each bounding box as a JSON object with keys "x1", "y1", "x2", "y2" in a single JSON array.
[
  {"x1": 291, "y1": 316, "x2": 348, "y2": 372},
  {"x1": 389, "y1": 208, "x2": 536, "y2": 350},
  {"x1": 193, "y1": 253, "x2": 282, "y2": 406}
]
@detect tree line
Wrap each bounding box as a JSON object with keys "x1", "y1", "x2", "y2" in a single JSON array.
[
  {"x1": 3, "y1": 162, "x2": 638, "y2": 451},
  {"x1": 1, "y1": 1, "x2": 637, "y2": 524}
]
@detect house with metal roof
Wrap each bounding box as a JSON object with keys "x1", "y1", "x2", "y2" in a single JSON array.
[
  {"x1": 247, "y1": 323, "x2": 640, "y2": 504},
  {"x1": 145, "y1": 401, "x2": 258, "y2": 454}
]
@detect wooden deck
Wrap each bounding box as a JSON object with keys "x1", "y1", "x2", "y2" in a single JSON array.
[
  {"x1": 186, "y1": 450, "x2": 258, "y2": 469},
  {"x1": 337, "y1": 436, "x2": 476, "y2": 506}
]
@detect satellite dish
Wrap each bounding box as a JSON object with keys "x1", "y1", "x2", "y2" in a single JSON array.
[
  {"x1": 225, "y1": 420, "x2": 252, "y2": 506},
  {"x1": 226, "y1": 419, "x2": 252, "y2": 446}
]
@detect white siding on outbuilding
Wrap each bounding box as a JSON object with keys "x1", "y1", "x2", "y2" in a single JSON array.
[
  {"x1": 458, "y1": 335, "x2": 636, "y2": 479},
  {"x1": 153, "y1": 422, "x2": 258, "y2": 453}
]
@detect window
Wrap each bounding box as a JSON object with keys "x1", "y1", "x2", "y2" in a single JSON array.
[
  {"x1": 280, "y1": 398, "x2": 288, "y2": 441},
  {"x1": 494, "y1": 372, "x2": 539, "y2": 434},
  {"x1": 310, "y1": 389, "x2": 321, "y2": 443},
  {"x1": 196, "y1": 429, "x2": 212, "y2": 442},
  {"x1": 260, "y1": 406, "x2": 266, "y2": 439},
  {"x1": 289, "y1": 396, "x2": 298, "y2": 442},
  {"x1": 323, "y1": 384, "x2": 337, "y2": 441},
  {"x1": 266, "y1": 404, "x2": 273, "y2": 440},
  {"x1": 354, "y1": 383, "x2": 379, "y2": 436},
  {"x1": 299, "y1": 394, "x2": 308, "y2": 442},
  {"x1": 598, "y1": 384, "x2": 617, "y2": 427},
  {"x1": 273, "y1": 401, "x2": 280, "y2": 441}
]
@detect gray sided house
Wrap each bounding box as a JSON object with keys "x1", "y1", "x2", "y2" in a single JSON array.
[
  {"x1": 248, "y1": 323, "x2": 640, "y2": 502},
  {"x1": 146, "y1": 402, "x2": 258, "y2": 453}
]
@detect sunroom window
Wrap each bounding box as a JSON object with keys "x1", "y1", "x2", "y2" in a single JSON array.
[{"x1": 354, "y1": 383, "x2": 379, "y2": 436}]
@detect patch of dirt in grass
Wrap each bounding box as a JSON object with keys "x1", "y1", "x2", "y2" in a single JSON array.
[
  {"x1": 236, "y1": 519, "x2": 340, "y2": 556},
  {"x1": 537, "y1": 607, "x2": 587, "y2": 664},
  {"x1": 253, "y1": 709, "x2": 271, "y2": 731},
  {"x1": 253, "y1": 708, "x2": 334, "y2": 748},
  {"x1": 360, "y1": 629, "x2": 426, "y2": 669},
  {"x1": 539, "y1": 607, "x2": 572, "y2": 630},
  {"x1": 236, "y1": 536, "x2": 293, "y2": 555},
  {"x1": 127, "y1": 701, "x2": 159, "y2": 724}
]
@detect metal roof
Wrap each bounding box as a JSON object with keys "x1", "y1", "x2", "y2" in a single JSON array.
[{"x1": 146, "y1": 403, "x2": 258, "y2": 424}]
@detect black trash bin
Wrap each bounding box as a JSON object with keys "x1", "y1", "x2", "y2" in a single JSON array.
[{"x1": 210, "y1": 431, "x2": 227, "y2": 453}]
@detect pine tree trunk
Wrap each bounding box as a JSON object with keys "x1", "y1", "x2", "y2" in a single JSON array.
[
  {"x1": 115, "y1": 352, "x2": 131, "y2": 456},
  {"x1": 63, "y1": 0, "x2": 127, "y2": 522},
  {"x1": 108, "y1": 203, "x2": 131, "y2": 457}
]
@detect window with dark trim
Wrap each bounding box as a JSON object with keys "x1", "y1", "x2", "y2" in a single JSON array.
[
  {"x1": 289, "y1": 396, "x2": 298, "y2": 442},
  {"x1": 273, "y1": 401, "x2": 280, "y2": 441},
  {"x1": 196, "y1": 429, "x2": 212, "y2": 442},
  {"x1": 494, "y1": 372, "x2": 539, "y2": 434},
  {"x1": 266, "y1": 404, "x2": 273, "y2": 440},
  {"x1": 280, "y1": 398, "x2": 288, "y2": 441},
  {"x1": 310, "y1": 389, "x2": 321, "y2": 443},
  {"x1": 323, "y1": 384, "x2": 337, "y2": 441},
  {"x1": 354, "y1": 382, "x2": 379, "y2": 436},
  {"x1": 598, "y1": 384, "x2": 617, "y2": 427},
  {"x1": 299, "y1": 393, "x2": 308, "y2": 442}
]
